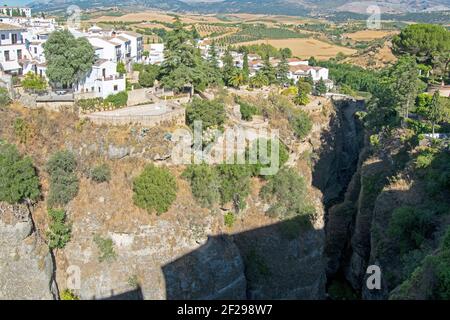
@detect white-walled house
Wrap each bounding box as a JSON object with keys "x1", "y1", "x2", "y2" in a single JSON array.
[
  {"x1": 88, "y1": 37, "x2": 122, "y2": 63},
  {"x1": 287, "y1": 58, "x2": 309, "y2": 66},
  {"x1": 71, "y1": 26, "x2": 144, "y2": 65},
  {"x1": 0, "y1": 23, "x2": 29, "y2": 74},
  {"x1": 75, "y1": 59, "x2": 125, "y2": 99},
  {"x1": 0, "y1": 7, "x2": 31, "y2": 18},
  {"x1": 147, "y1": 43, "x2": 164, "y2": 65},
  {"x1": 118, "y1": 31, "x2": 144, "y2": 63},
  {"x1": 287, "y1": 65, "x2": 329, "y2": 83},
  {"x1": 109, "y1": 36, "x2": 131, "y2": 62}
]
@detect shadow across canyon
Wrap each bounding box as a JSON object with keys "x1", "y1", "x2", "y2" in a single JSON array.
[{"x1": 162, "y1": 216, "x2": 326, "y2": 300}]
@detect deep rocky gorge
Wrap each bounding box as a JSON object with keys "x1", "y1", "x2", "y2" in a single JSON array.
[{"x1": 3, "y1": 97, "x2": 430, "y2": 300}]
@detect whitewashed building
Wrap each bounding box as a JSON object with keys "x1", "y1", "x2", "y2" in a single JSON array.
[
  {"x1": 0, "y1": 23, "x2": 29, "y2": 74},
  {"x1": 0, "y1": 7, "x2": 31, "y2": 18},
  {"x1": 147, "y1": 43, "x2": 164, "y2": 65},
  {"x1": 119, "y1": 31, "x2": 144, "y2": 63},
  {"x1": 75, "y1": 59, "x2": 125, "y2": 99},
  {"x1": 88, "y1": 37, "x2": 122, "y2": 63},
  {"x1": 288, "y1": 65, "x2": 329, "y2": 83}
]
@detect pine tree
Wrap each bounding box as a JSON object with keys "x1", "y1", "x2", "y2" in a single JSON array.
[
  {"x1": 261, "y1": 55, "x2": 276, "y2": 85},
  {"x1": 208, "y1": 41, "x2": 219, "y2": 68},
  {"x1": 277, "y1": 55, "x2": 289, "y2": 85},
  {"x1": 243, "y1": 52, "x2": 250, "y2": 81},
  {"x1": 430, "y1": 90, "x2": 443, "y2": 135},
  {"x1": 315, "y1": 78, "x2": 327, "y2": 95}
]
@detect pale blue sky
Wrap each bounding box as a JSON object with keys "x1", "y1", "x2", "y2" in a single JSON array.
[{"x1": 2, "y1": 0, "x2": 30, "y2": 6}]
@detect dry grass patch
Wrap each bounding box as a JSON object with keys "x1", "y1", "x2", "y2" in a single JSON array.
[
  {"x1": 236, "y1": 38, "x2": 356, "y2": 60},
  {"x1": 344, "y1": 29, "x2": 398, "y2": 41}
]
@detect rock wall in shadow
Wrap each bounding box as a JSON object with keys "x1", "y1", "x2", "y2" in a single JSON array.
[{"x1": 162, "y1": 216, "x2": 326, "y2": 300}]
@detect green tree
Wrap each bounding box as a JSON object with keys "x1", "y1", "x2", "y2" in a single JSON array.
[
  {"x1": 280, "y1": 47, "x2": 292, "y2": 59},
  {"x1": 104, "y1": 91, "x2": 128, "y2": 108},
  {"x1": 207, "y1": 41, "x2": 219, "y2": 69},
  {"x1": 308, "y1": 56, "x2": 318, "y2": 66},
  {"x1": 250, "y1": 72, "x2": 269, "y2": 88},
  {"x1": 116, "y1": 61, "x2": 126, "y2": 75},
  {"x1": 43, "y1": 30, "x2": 95, "y2": 88},
  {"x1": 47, "y1": 208, "x2": 71, "y2": 249},
  {"x1": 293, "y1": 92, "x2": 310, "y2": 106},
  {"x1": 290, "y1": 110, "x2": 312, "y2": 139},
  {"x1": 46, "y1": 150, "x2": 79, "y2": 207},
  {"x1": 185, "y1": 97, "x2": 226, "y2": 130},
  {"x1": 216, "y1": 164, "x2": 253, "y2": 211},
  {"x1": 430, "y1": 90, "x2": 444, "y2": 135},
  {"x1": 260, "y1": 168, "x2": 314, "y2": 233},
  {"x1": 222, "y1": 47, "x2": 235, "y2": 86},
  {"x1": 238, "y1": 100, "x2": 259, "y2": 121},
  {"x1": 389, "y1": 56, "x2": 421, "y2": 122},
  {"x1": 260, "y1": 55, "x2": 277, "y2": 84},
  {"x1": 159, "y1": 19, "x2": 198, "y2": 92},
  {"x1": 0, "y1": 142, "x2": 40, "y2": 204},
  {"x1": 294, "y1": 80, "x2": 311, "y2": 105},
  {"x1": 297, "y1": 79, "x2": 312, "y2": 95},
  {"x1": 388, "y1": 206, "x2": 435, "y2": 254},
  {"x1": 0, "y1": 87, "x2": 11, "y2": 107},
  {"x1": 315, "y1": 78, "x2": 327, "y2": 95},
  {"x1": 21, "y1": 72, "x2": 47, "y2": 92},
  {"x1": 139, "y1": 70, "x2": 156, "y2": 87},
  {"x1": 90, "y1": 164, "x2": 111, "y2": 183},
  {"x1": 247, "y1": 138, "x2": 289, "y2": 176},
  {"x1": 392, "y1": 24, "x2": 450, "y2": 82},
  {"x1": 182, "y1": 163, "x2": 220, "y2": 207},
  {"x1": 276, "y1": 55, "x2": 289, "y2": 85},
  {"x1": 242, "y1": 52, "x2": 250, "y2": 80},
  {"x1": 228, "y1": 68, "x2": 246, "y2": 88},
  {"x1": 132, "y1": 164, "x2": 177, "y2": 215}
]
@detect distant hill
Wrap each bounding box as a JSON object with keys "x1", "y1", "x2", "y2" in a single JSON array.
[{"x1": 27, "y1": 0, "x2": 450, "y2": 16}]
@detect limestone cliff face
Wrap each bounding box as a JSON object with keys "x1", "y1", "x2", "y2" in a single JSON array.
[
  {"x1": 325, "y1": 127, "x2": 450, "y2": 299},
  {"x1": 312, "y1": 99, "x2": 365, "y2": 206},
  {"x1": 309, "y1": 98, "x2": 365, "y2": 282},
  {"x1": 0, "y1": 99, "x2": 336, "y2": 300},
  {"x1": 0, "y1": 202, "x2": 57, "y2": 300}
]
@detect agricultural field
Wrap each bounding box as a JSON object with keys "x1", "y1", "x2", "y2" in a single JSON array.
[
  {"x1": 344, "y1": 29, "x2": 399, "y2": 41},
  {"x1": 89, "y1": 11, "x2": 229, "y2": 24},
  {"x1": 235, "y1": 38, "x2": 357, "y2": 60},
  {"x1": 195, "y1": 24, "x2": 239, "y2": 37},
  {"x1": 213, "y1": 25, "x2": 308, "y2": 46}
]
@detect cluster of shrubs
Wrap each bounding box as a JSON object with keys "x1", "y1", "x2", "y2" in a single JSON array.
[
  {"x1": 132, "y1": 164, "x2": 178, "y2": 215},
  {"x1": 182, "y1": 138, "x2": 289, "y2": 212},
  {"x1": 238, "y1": 100, "x2": 260, "y2": 121},
  {"x1": 46, "y1": 150, "x2": 79, "y2": 207},
  {"x1": 0, "y1": 141, "x2": 40, "y2": 204},
  {"x1": 77, "y1": 91, "x2": 128, "y2": 113},
  {"x1": 186, "y1": 97, "x2": 227, "y2": 131},
  {"x1": 89, "y1": 164, "x2": 111, "y2": 183}
]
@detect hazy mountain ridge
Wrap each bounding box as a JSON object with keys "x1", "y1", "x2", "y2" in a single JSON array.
[{"x1": 27, "y1": 0, "x2": 450, "y2": 15}]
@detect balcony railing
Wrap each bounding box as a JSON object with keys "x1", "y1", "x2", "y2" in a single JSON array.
[{"x1": 98, "y1": 74, "x2": 124, "y2": 81}]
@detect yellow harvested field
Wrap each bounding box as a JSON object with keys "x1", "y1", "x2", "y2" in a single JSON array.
[
  {"x1": 90, "y1": 11, "x2": 325, "y2": 26},
  {"x1": 135, "y1": 22, "x2": 172, "y2": 30},
  {"x1": 235, "y1": 38, "x2": 357, "y2": 60},
  {"x1": 90, "y1": 11, "x2": 228, "y2": 24},
  {"x1": 344, "y1": 30, "x2": 398, "y2": 41}
]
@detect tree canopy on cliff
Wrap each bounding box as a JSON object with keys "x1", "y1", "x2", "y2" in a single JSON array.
[
  {"x1": 160, "y1": 19, "x2": 221, "y2": 92},
  {"x1": 43, "y1": 30, "x2": 95, "y2": 88},
  {"x1": 0, "y1": 142, "x2": 40, "y2": 204},
  {"x1": 392, "y1": 24, "x2": 450, "y2": 83}
]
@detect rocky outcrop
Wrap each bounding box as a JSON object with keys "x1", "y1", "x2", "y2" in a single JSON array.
[
  {"x1": 0, "y1": 202, "x2": 57, "y2": 300},
  {"x1": 312, "y1": 98, "x2": 365, "y2": 206},
  {"x1": 310, "y1": 98, "x2": 365, "y2": 282}
]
